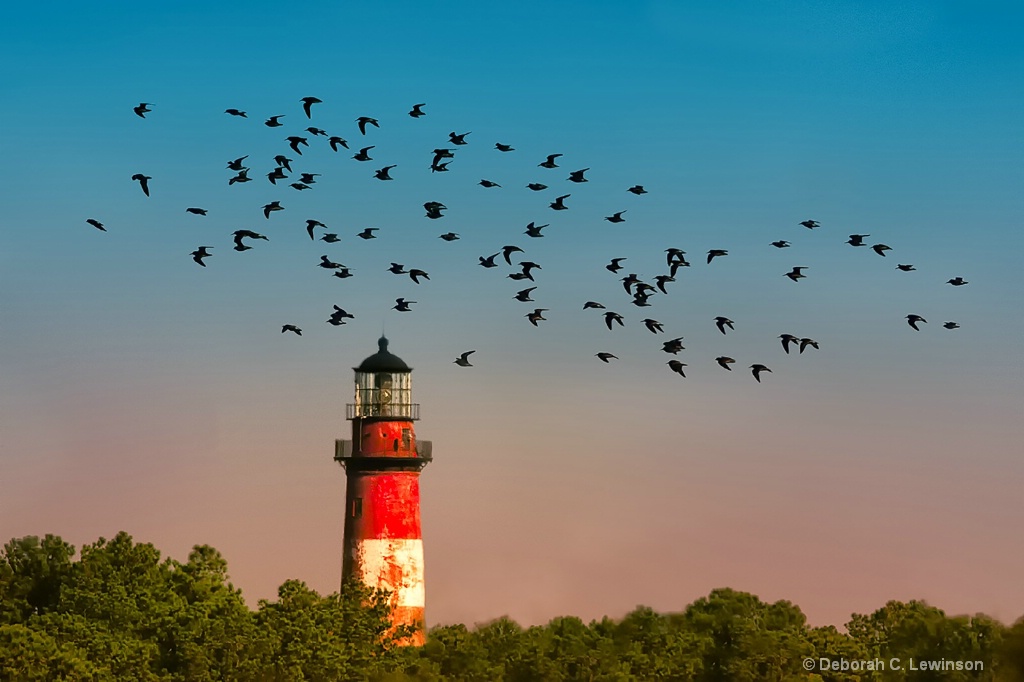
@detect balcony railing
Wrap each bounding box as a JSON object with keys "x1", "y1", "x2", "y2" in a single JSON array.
[
  {"x1": 346, "y1": 403, "x2": 419, "y2": 420},
  {"x1": 334, "y1": 439, "x2": 432, "y2": 470}
]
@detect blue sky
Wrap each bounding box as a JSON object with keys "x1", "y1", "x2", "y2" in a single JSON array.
[{"x1": 2, "y1": 1, "x2": 1023, "y2": 628}]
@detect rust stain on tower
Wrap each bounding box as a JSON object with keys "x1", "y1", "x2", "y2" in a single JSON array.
[{"x1": 335, "y1": 336, "x2": 431, "y2": 646}]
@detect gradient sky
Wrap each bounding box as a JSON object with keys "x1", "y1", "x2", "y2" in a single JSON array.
[{"x1": 2, "y1": 1, "x2": 1023, "y2": 630}]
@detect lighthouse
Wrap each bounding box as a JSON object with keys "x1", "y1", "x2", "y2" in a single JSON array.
[{"x1": 334, "y1": 336, "x2": 432, "y2": 645}]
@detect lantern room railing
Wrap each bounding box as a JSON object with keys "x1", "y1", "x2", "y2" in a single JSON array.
[{"x1": 346, "y1": 403, "x2": 420, "y2": 420}]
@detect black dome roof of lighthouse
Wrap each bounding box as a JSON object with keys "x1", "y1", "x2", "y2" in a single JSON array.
[{"x1": 355, "y1": 336, "x2": 411, "y2": 372}]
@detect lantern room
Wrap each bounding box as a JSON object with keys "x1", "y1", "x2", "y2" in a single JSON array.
[{"x1": 348, "y1": 336, "x2": 419, "y2": 421}]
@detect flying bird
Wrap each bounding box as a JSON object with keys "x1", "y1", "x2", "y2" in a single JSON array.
[
  {"x1": 604, "y1": 312, "x2": 625, "y2": 330},
  {"x1": 583, "y1": 301, "x2": 605, "y2": 310},
  {"x1": 191, "y1": 246, "x2": 213, "y2": 267},
  {"x1": 605, "y1": 211, "x2": 626, "y2": 223},
  {"x1": 263, "y1": 201, "x2": 283, "y2": 219},
  {"x1": 519, "y1": 261, "x2": 541, "y2": 280},
  {"x1": 298, "y1": 173, "x2": 320, "y2": 185},
  {"x1": 274, "y1": 155, "x2": 293, "y2": 172},
  {"x1": 799, "y1": 338, "x2": 819, "y2": 354},
  {"x1": 525, "y1": 309, "x2": 548, "y2": 326},
  {"x1": 286, "y1": 136, "x2": 309, "y2": 155},
  {"x1": 665, "y1": 248, "x2": 686, "y2": 266},
  {"x1": 353, "y1": 146, "x2": 374, "y2": 161},
  {"x1": 408, "y1": 269, "x2": 430, "y2": 284},
  {"x1": 662, "y1": 338, "x2": 685, "y2": 354},
  {"x1": 439, "y1": 232, "x2": 460, "y2": 242},
  {"x1": 186, "y1": 207, "x2": 208, "y2": 216},
  {"x1": 224, "y1": 108, "x2": 247, "y2": 117},
  {"x1": 716, "y1": 356, "x2": 736, "y2": 371},
  {"x1": 627, "y1": 185, "x2": 647, "y2": 195},
  {"x1": 321, "y1": 233, "x2": 341, "y2": 243},
  {"x1": 527, "y1": 183, "x2": 548, "y2": 191},
  {"x1": 524, "y1": 222, "x2": 548, "y2": 237},
  {"x1": 568, "y1": 168, "x2": 589, "y2": 183},
  {"x1": 606, "y1": 258, "x2": 627, "y2": 273},
  {"x1": 229, "y1": 169, "x2": 251, "y2": 185},
  {"x1": 131, "y1": 174, "x2": 151, "y2": 196},
  {"x1": 454, "y1": 350, "x2": 475, "y2": 367},
  {"x1": 495, "y1": 143, "x2": 514, "y2": 152},
  {"x1": 643, "y1": 319, "x2": 664, "y2": 334},
  {"x1": 871, "y1": 244, "x2": 892, "y2": 256},
  {"x1": 301, "y1": 96, "x2": 322, "y2": 118},
  {"x1": 357, "y1": 228, "x2": 378, "y2": 239},
  {"x1": 387, "y1": 263, "x2": 407, "y2": 274},
  {"x1": 715, "y1": 317, "x2": 734, "y2": 335},
  {"x1": 785, "y1": 266, "x2": 808, "y2": 282},
  {"x1": 233, "y1": 230, "x2": 268, "y2": 251},
  {"x1": 431, "y1": 148, "x2": 454, "y2": 167},
  {"x1": 306, "y1": 219, "x2": 326, "y2": 240},
  {"x1": 281, "y1": 325, "x2": 302, "y2": 335},
  {"x1": 479, "y1": 179, "x2": 501, "y2": 188},
  {"x1": 800, "y1": 220, "x2": 820, "y2": 229},
  {"x1": 329, "y1": 136, "x2": 349, "y2": 151},
  {"x1": 479, "y1": 253, "x2": 500, "y2": 268},
  {"x1": 502, "y1": 245, "x2": 524, "y2": 265},
  {"x1": 947, "y1": 277, "x2": 969, "y2": 286},
  {"x1": 265, "y1": 115, "x2": 285, "y2": 127},
  {"x1": 539, "y1": 154, "x2": 563, "y2": 168},
  {"x1": 86, "y1": 218, "x2": 105, "y2": 231},
  {"x1": 133, "y1": 102, "x2": 152, "y2": 118},
  {"x1": 409, "y1": 103, "x2": 426, "y2": 118},
  {"x1": 320, "y1": 255, "x2": 344, "y2": 269},
  {"x1": 306, "y1": 127, "x2": 327, "y2": 137},
  {"x1": 374, "y1": 165, "x2": 396, "y2": 180},
  {"x1": 514, "y1": 287, "x2": 537, "y2": 302},
  {"x1": 654, "y1": 275, "x2": 675, "y2": 294},
  {"x1": 449, "y1": 131, "x2": 470, "y2": 145},
  {"x1": 667, "y1": 360, "x2": 687, "y2": 376},
  {"x1": 226, "y1": 155, "x2": 249, "y2": 171},
  {"x1": 621, "y1": 273, "x2": 641, "y2": 294},
  {"x1": 333, "y1": 268, "x2": 354, "y2": 279},
  {"x1": 847, "y1": 234, "x2": 870, "y2": 246},
  {"x1": 779, "y1": 334, "x2": 799, "y2": 354},
  {"x1": 896, "y1": 264, "x2": 916, "y2": 271},
  {"x1": 770, "y1": 240, "x2": 790, "y2": 248},
  {"x1": 707, "y1": 249, "x2": 728, "y2": 264},
  {"x1": 394, "y1": 298, "x2": 416, "y2": 312},
  {"x1": 550, "y1": 194, "x2": 570, "y2": 210},
  {"x1": 750, "y1": 364, "x2": 772, "y2": 382},
  {"x1": 943, "y1": 322, "x2": 960, "y2": 329},
  {"x1": 906, "y1": 314, "x2": 927, "y2": 331},
  {"x1": 357, "y1": 117, "x2": 380, "y2": 135},
  {"x1": 596, "y1": 353, "x2": 618, "y2": 363}
]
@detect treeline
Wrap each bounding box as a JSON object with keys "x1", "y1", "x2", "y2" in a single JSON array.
[{"x1": 2, "y1": 533, "x2": 1023, "y2": 681}]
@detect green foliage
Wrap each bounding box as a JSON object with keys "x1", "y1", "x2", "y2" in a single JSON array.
[{"x1": 1, "y1": 532, "x2": 1022, "y2": 681}]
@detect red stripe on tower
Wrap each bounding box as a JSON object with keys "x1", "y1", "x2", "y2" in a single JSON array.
[{"x1": 335, "y1": 336, "x2": 432, "y2": 646}]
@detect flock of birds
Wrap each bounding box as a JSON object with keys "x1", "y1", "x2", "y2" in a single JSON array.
[{"x1": 83, "y1": 99, "x2": 970, "y2": 383}]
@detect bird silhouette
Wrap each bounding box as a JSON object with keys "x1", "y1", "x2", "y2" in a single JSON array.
[
  {"x1": 662, "y1": 338, "x2": 685, "y2": 354},
  {"x1": 750, "y1": 364, "x2": 772, "y2": 382},
  {"x1": 605, "y1": 211, "x2": 626, "y2": 223},
  {"x1": 409, "y1": 103, "x2": 426, "y2": 118},
  {"x1": 353, "y1": 146, "x2": 374, "y2": 161},
  {"x1": 357, "y1": 117, "x2": 380, "y2": 135},
  {"x1": 431, "y1": 149, "x2": 454, "y2": 167},
  {"x1": 550, "y1": 194, "x2": 570, "y2": 210},
  {"x1": 771, "y1": 240, "x2": 791, "y2": 248},
  {"x1": 306, "y1": 127, "x2": 327, "y2": 137},
  {"x1": 229, "y1": 169, "x2": 251, "y2": 185},
  {"x1": 872, "y1": 244, "x2": 892, "y2": 256},
  {"x1": 847, "y1": 234, "x2": 870, "y2": 246},
  {"x1": 263, "y1": 201, "x2": 283, "y2": 219},
  {"x1": 320, "y1": 256, "x2": 344, "y2": 269},
  {"x1": 321, "y1": 233, "x2": 341, "y2": 243},
  {"x1": 408, "y1": 269, "x2": 430, "y2": 284},
  {"x1": 604, "y1": 312, "x2": 625, "y2": 330},
  {"x1": 305, "y1": 219, "x2": 326, "y2": 240},
  {"x1": 267, "y1": 168, "x2": 286, "y2": 184},
  {"x1": 281, "y1": 324, "x2": 302, "y2": 335},
  {"x1": 233, "y1": 230, "x2": 268, "y2": 251},
  {"x1": 439, "y1": 232, "x2": 460, "y2": 242},
  {"x1": 947, "y1": 277, "x2": 969, "y2": 286},
  {"x1": 454, "y1": 350, "x2": 475, "y2": 367},
  {"x1": 374, "y1": 165, "x2": 396, "y2": 180},
  {"x1": 799, "y1": 338, "x2": 819, "y2": 354},
  {"x1": 621, "y1": 273, "x2": 641, "y2": 294},
  {"x1": 333, "y1": 268, "x2": 354, "y2": 279},
  {"x1": 654, "y1": 275, "x2": 675, "y2": 294},
  {"x1": 665, "y1": 248, "x2": 686, "y2": 266},
  {"x1": 479, "y1": 179, "x2": 501, "y2": 188},
  {"x1": 394, "y1": 298, "x2": 416, "y2": 312},
  {"x1": 943, "y1": 322, "x2": 960, "y2": 329},
  {"x1": 667, "y1": 360, "x2": 687, "y2": 376},
  {"x1": 329, "y1": 136, "x2": 349, "y2": 151},
  {"x1": 479, "y1": 253, "x2": 500, "y2": 268},
  {"x1": 707, "y1": 249, "x2": 728, "y2": 264},
  {"x1": 298, "y1": 173, "x2": 320, "y2": 185},
  {"x1": 186, "y1": 207, "x2": 208, "y2": 216},
  {"x1": 606, "y1": 258, "x2": 626, "y2": 273},
  {"x1": 519, "y1": 261, "x2": 541, "y2": 280},
  {"x1": 225, "y1": 108, "x2": 247, "y2": 117},
  {"x1": 527, "y1": 183, "x2": 548, "y2": 191},
  {"x1": 502, "y1": 245, "x2": 524, "y2": 265},
  {"x1": 274, "y1": 155, "x2": 293, "y2": 172},
  {"x1": 514, "y1": 287, "x2": 537, "y2": 302},
  {"x1": 596, "y1": 353, "x2": 618, "y2": 363},
  {"x1": 265, "y1": 115, "x2": 285, "y2": 127},
  {"x1": 715, "y1": 317, "x2": 734, "y2": 334},
  {"x1": 568, "y1": 168, "x2": 589, "y2": 183},
  {"x1": 906, "y1": 314, "x2": 927, "y2": 331},
  {"x1": 716, "y1": 356, "x2": 736, "y2": 371},
  {"x1": 524, "y1": 222, "x2": 548, "y2": 237},
  {"x1": 526, "y1": 309, "x2": 548, "y2": 326},
  {"x1": 387, "y1": 263, "x2": 407, "y2": 274},
  {"x1": 896, "y1": 264, "x2": 916, "y2": 271},
  {"x1": 785, "y1": 266, "x2": 808, "y2": 282},
  {"x1": 449, "y1": 131, "x2": 470, "y2": 145},
  {"x1": 628, "y1": 185, "x2": 647, "y2": 195},
  {"x1": 290, "y1": 183, "x2": 311, "y2": 191},
  {"x1": 301, "y1": 96, "x2": 322, "y2": 118},
  {"x1": 583, "y1": 301, "x2": 606, "y2": 310},
  {"x1": 539, "y1": 154, "x2": 563, "y2": 168},
  {"x1": 286, "y1": 136, "x2": 309, "y2": 155},
  {"x1": 191, "y1": 246, "x2": 213, "y2": 267},
  {"x1": 131, "y1": 174, "x2": 151, "y2": 196},
  {"x1": 495, "y1": 143, "x2": 514, "y2": 152},
  {"x1": 133, "y1": 103, "x2": 152, "y2": 118},
  {"x1": 226, "y1": 156, "x2": 249, "y2": 171},
  {"x1": 357, "y1": 228, "x2": 378, "y2": 239},
  {"x1": 800, "y1": 220, "x2": 820, "y2": 229},
  {"x1": 779, "y1": 334, "x2": 799, "y2": 354},
  {"x1": 643, "y1": 319, "x2": 664, "y2": 334},
  {"x1": 86, "y1": 219, "x2": 105, "y2": 231}
]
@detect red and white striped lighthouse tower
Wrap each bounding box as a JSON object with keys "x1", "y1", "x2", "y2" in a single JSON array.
[{"x1": 334, "y1": 336, "x2": 432, "y2": 645}]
